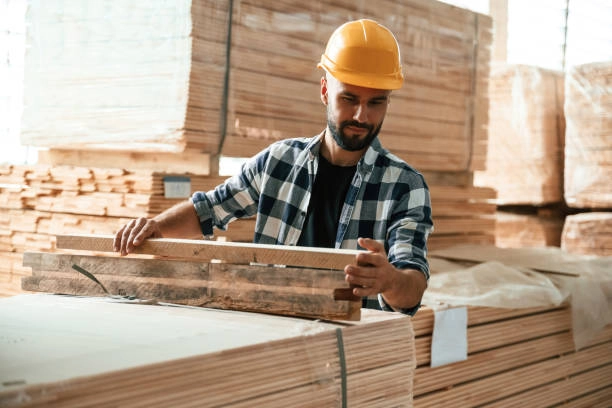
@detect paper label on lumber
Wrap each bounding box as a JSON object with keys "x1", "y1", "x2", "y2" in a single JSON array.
[
  {"x1": 430, "y1": 306, "x2": 467, "y2": 367},
  {"x1": 163, "y1": 176, "x2": 191, "y2": 198}
]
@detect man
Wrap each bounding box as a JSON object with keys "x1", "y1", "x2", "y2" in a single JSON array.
[{"x1": 114, "y1": 19, "x2": 433, "y2": 315}]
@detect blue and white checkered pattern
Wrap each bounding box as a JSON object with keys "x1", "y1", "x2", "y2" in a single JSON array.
[{"x1": 192, "y1": 133, "x2": 434, "y2": 314}]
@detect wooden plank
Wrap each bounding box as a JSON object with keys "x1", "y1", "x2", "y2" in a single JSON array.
[
  {"x1": 553, "y1": 385, "x2": 612, "y2": 408},
  {"x1": 410, "y1": 305, "x2": 566, "y2": 337},
  {"x1": 38, "y1": 149, "x2": 213, "y2": 175},
  {"x1": 21, "y1": 251, "x2": 361, "y2": 321},
  {"x1": 429, "y1": 245, "x2": 612, "y2": 276},
  {"x1": 427, "y1": 234, "x2": 495, "y2": 250},
  {"x1": 414, "y1": 326, "x2": 612, "y2": 396},
  {"x1": 485, "y1": 363, "x2": 612, "y2": 408},
  {"x1": 413, "y1": 342, "x2": 612, "y2": 407},
  {"x1": 56, "y1": 234, "x2": 363, "y2": 270}
]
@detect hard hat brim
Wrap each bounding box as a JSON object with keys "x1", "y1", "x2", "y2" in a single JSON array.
[{"x1": 318, "y1": 62, "x2": 403, "y2": 91}]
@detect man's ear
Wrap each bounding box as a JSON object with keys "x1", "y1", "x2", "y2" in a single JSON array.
[{"x1": 320, "y1": 76, "x2": 328, "y2": 105}]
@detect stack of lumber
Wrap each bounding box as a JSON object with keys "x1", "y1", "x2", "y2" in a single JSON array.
[
  {"x1": 416, "y1": 244, "x2": 612, "y2": 406},
  {"x1": 23, "y1": 234, "x2": 362, "y2": 321},
  {"x1": 0, "y1": 294, "x2": 416, "y2": 407},
  {"x1": 562, "y1": 212, "x2": 612, "y2": 256},
  {"x1": 20, "y1": 0, "x2": 491, "y2": 174},
  {"x1": 0, "y1": 165, "x2": 255, "y2": 297},
  {"x1": 37, "y1": 149, "x2": 215, "y2": 175},
  {"x1": 0, "y1": 164, "x2": 223, "y2": 218},
  {"x1": 474, "y1": 64, "x2": 565, "y2": 205},
  {"x1": 222, "y1": 0, "x2": 492, "y2": 172},
  {"x1": 426, "y1": 173, "x2": 496, "y2": 250},
  {"x1": 564, "y1": 61, "x2": 612, "y2": 208},
  {"x1": 411, "y1": 305, "x2": 612, "y2": 407},
  {"x1": 20, "y1": 0, "x2": 230, "y2": 154},
  {"x1": 494, "y1": 208, "x2": 564, "y2": 248}
]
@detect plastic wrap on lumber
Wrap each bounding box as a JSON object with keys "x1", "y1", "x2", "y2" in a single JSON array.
[
  {"x1": 474, "y1": 64, "x2": 565, "y2": 205},
  {"x1": 564, "y1": 61, "x2": 612, "y2": 208}
]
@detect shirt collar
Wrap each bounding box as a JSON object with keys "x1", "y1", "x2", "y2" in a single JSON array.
[{"x1": 307, "y1": 130, "x2": 381, "y2": 174}]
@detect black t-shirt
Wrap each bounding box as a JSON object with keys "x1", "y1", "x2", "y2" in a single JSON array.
[{"x1": 297, "y1": 154, "x2": 357, "y2": 248}]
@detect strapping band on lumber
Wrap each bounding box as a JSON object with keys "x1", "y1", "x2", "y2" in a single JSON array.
[
  {"x1": 56, "y1": 234, "x2": 362, "y2": 270},
  {"x1": 22, "y1": 251, "x2": 361, "y2": 321}
]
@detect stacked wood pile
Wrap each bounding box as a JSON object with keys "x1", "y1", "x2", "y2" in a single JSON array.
[
  {"x1": 412, "y1": 305, "x2": 612, "y2": 407},
  {"x1": 0, "y1": 165, "x2": 255, "y2": 297},
  {"x1": 419, "y1": 244, "x2": 612, "y2": 406},
  {"x1": 564, "y1": 62, "x2": 611, "y2": 209},
  {"x1": 9, "y1": 240, "x2": 612, "y2": 407},
  {"x1": 473, "y1": 64, "x2": 566, "y2": 248},
  {"x1": 475, "y1": 65, "x2": 565, "y2": 205},
  {"x1": 21, "y1": 0, "x2": 492, "y2": 174},
  {"x1": 425, "y1": 173, "x2": 496, "y2": 250},
  {"x1": 562, "y1": 212, "x2": 612, "y2": 256},
  {"x1": 562, "y1": 62, "x2": 611, "y2": 256},
  {"x1": 494, "y1": 207, "x2": 565, "y2": 248},
  {"x1": 223, "y1": 0, "x2": 492, "y2": 173},
  {"x1": 20, "y1": 0, "x2": 230, "y2": 154},
  {"x1": 24, "y1": 234, "x2": 363, "y2": 321},
  {"x1": 0, "y1": 295, "x2": 417, "y2": 407}
]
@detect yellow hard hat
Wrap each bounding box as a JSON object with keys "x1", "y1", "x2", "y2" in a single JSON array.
[{"x1": 318, "y1": 19, "x2": 404, "y2": 90}]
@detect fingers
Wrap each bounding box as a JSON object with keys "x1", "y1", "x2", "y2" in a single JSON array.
[
  {"x1": 113, "y1": 224, "x2": 126, "y2": 253},
  {"x1": 357, "y1": 237, "x2": 384, "y2": 252},
  {"x1": 114, "y1": 217, "x2": 158, "y2": 256},
  {"x1": 344, "y1": 264, "x2": 380, "y2": 297},
  {"x1": 346, "y1": 239, "x2": 393, "y2": 297}
]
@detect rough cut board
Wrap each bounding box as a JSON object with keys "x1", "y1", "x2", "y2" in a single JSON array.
[
  {"x1": 21, "y1": 251, "x2": 361, "y2": 321},
  {"x1": 474, "y1": 64, "x2": 565, "y2": 205},
  {"x1": 56, "y1": 234, "x2": 362, "y2": 271},
  {"x1": 0, "y1": 294, "x2": 416, "y2": 407}
]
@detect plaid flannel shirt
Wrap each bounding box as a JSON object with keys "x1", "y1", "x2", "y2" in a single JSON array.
[{"x1": 192, "y1": 133, "x2": 433, "y2": 315}]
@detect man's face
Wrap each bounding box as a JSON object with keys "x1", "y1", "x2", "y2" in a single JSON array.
[{"x1": 322, "y1": 75, "x2": 391, "y2": 152}]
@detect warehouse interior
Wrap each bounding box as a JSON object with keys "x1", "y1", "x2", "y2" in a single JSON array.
[{"x1": 0, "y1": 0, "x2": 611, "y2": 406}]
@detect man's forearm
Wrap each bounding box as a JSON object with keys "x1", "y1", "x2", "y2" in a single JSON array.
[
  {"x1": 381, "y1": 267, "x2": 427, "y2": 310},
  {"x1": 153, "y1": 200, "x2": 203, "y2": 238}
]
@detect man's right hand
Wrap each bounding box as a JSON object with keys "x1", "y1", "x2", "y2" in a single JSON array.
[{"x1": 113, "y1": 217, "x2": 163, "y2": 256}]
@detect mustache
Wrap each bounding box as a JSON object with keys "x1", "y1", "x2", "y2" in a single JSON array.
[{"x1": 340, "y1": 121, "x2": 372, "y2": 131}]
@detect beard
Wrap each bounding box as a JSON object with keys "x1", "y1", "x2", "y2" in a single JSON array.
[{"x1": 327, "y1": 109, "x2": 383, "y2": 152}]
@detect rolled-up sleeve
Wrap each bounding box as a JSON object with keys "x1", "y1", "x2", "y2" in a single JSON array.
[{"x1": 191, "y1": 150, "x2": 266, "y2": 236}]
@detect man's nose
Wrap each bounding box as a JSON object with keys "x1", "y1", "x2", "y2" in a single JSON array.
[{"x1": 353, "y1": 103, "x2": 368, "y2": 123}]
